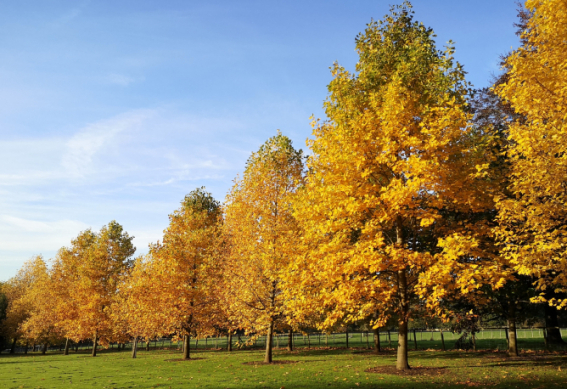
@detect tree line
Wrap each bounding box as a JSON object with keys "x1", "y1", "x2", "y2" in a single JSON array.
[{"x1": 1, "y1": 0, "x2": 566, "y2": 371}]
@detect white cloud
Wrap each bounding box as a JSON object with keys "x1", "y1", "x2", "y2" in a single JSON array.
[
  {"x1": 61, "y1": 109, "x2": 155, "y2": 178},
  {"x1": 0, "y1": 215, "x2": 89, "y2": 252},
  {"x1": 0, "y1": 107, "x2": 253, "y2": 279}
]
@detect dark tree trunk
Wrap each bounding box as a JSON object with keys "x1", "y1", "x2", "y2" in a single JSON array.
[
  {"x1": 507, "y1": 305, "x2": 518, "y2": 356},
  {"x1": 9, "y1": 337, "x2": 17, "y2": 354},
  {"x1": 287, "y1": 329, "x2": 293, "y2": 351},
  {"x1": 545, "y1": 302, "x2": 565, "y2": 344},
  {"x1": 183, "y1": 335, "x2": 190, "y2": 360},
  {"x1": 440, "y1": 330, "x2": 446, "y2": 351},
  {"x1": 64, "y1": 338, "x2": 70, "y2": 355},
  {"x1": 41, "y1": 343, "x2": 48, "y2": 355},
  {"x1": 132, "y1": 337, "x2": 138, "y2": 358},
  {"x1": 146, "y1": 340, "x2": 150, "y2": 351},
  {"x1": 396, "y1": 270, "x2": 410, "y2": 370},
  {"x1": 472, "y1": 333, "x2": 476, "y2": 351},
  {"x1": 374, "y1": 328, "x2": 381, "y2": 354},
  {"x1": 228, "y1": 332, "x2": 233, "y2": 352},
  {"x1": 264, "y1": 320, "x2": 274, "y2": 363},
  {"x1": 24, "y1": 342, "x2": 28, "y2": 354},
  {"x1": 413, "y1": 329, "x2": 418, "y2": 350},
  {"x1": 92, "y1": 334, "x2": 98, "y2": 357}
]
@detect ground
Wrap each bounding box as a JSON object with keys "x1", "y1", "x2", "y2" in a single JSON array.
[{"x1": 1, "y1": 345, "x2": 566, "y2": 388}]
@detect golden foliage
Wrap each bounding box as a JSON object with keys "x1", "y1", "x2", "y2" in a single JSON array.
[
  {"x1": 221, "y1": 132, "x2": 304, "y2": 360},
  {"x1": 117, "y1": 188, "x2": 222, "y2": 350},
  {"x1": 54, "y1": 221, "x2": 135, "y2": 346},
  {"x1": 496, "y1": 0, "x2": 567, "y2": 307},
  {"x1": 286, "y1": 3, "x2": 504, "y2": 369}
]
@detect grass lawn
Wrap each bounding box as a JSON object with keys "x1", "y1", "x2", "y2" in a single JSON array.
[{"x1": 1, "y1": 345, "x2": 567, "y2": 389}]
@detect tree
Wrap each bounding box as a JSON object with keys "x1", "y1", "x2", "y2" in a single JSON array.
[
  {"x1": 18, "y1": 257, "x2": 66, "y2": 353},
  {"x1": 495, "y1": 0, "x2": 567, "y2": 313},
  {"x1": 290, "y1": 2, "x2": 502, "y2": 370},
  {"x1": 120, "y1": 188, "x2": 222, "y2": 360},
  {"x1": 0, "y1": 256, "x2": 47, "y2": 354},
  {"x1": 222, "y1": 132, "x2": 304, "y2": 363},
  {"x1": 56, "y1": 221, "x2": 135, "y2": 356},
  {"x1": 0, "y1": 283, "x2": 8, "y2": 353}
]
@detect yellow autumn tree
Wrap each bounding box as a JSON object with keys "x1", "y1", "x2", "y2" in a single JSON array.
[
  {"x1": 19, "y1": 257, "x2": 67, "y2": 353},
  {"x1": 55, "y1": 221, "x2": 135, "y2": 356},
  {"x1": 112, "y1": 254, "x2": 165, "y2": 358},
  {"x1": 496, "y1": 0, "x2": 567, "y2": 309},
  {"x1": 288, "y1": 3, "x2": 504, "y2": 370},
  {"x1": 222, "y1": 132, "x2": 304, "y2": 363},
  {"x1": 1, "y1": 256, "x2": 48, "y2": 353},
  {"x1": 120, "y1": 188, "x2": 222, "y2": 360}
]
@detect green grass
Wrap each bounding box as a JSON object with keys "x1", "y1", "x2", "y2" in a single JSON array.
[{"x1": 1, "y1": 344, "x2": 567, "y2": 388}]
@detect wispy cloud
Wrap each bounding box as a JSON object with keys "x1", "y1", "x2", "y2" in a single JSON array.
[
  {"x1": 61, "y1": 109, "x2": 155, "y2": 178},
  {"x1": 0, "y1": 215, "x2": 89, "y2": 251},
  {"x1": 0, "y1": 107, "x2": 253, "y2": 279}
]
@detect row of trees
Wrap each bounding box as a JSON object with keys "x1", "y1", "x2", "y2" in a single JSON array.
[{"x1": 1, "y1": 1, "x2": 566, "y2": 371}]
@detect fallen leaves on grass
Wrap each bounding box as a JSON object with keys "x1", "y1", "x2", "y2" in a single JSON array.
[
  {"x1": 243, "y1": 361, "x2": 298, "y2": 366},
  {"x1": 365, "y1": 366, "x2": 447, "y2": 376}
]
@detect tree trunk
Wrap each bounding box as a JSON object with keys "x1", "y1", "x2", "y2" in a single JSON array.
[
  {"x1": 132, "y1": 337, "x2": 138, "y2": 358},
  {"x1": 507, "y1": 305, "x2": 518, "y2": 356},
  {"x1": 346, "y1": 329, "x2": 349, "y2": 348},
  {"x1": 64, "y1": 338, "x2": 70, "y2": 355},
  {"x1": 24, "y1": 342, "x2": 28, "y2": 354},
  {"x1": 413, "y1": 329, "x2": 418, "y2": 350},
  {"x1": 440, "y1": 330, "x2": 446, "y2": 351},
  {"x1": 183, "y1": 335, "x2": 191, "y2": 360},
  {"x1": 396, "y1": 268, "x2": 410, "y2": 370},
  {"x1": 228, "y1": 332, "x2": 233, "y2": 352},
  {"x1": 41, "y1": 343, "x2": 48, "y2": 355},
  {"x1": 9, "y1": 337, "x2": 17, "y2": 354},
  {"x1": 92, "y1": 334, "x2": 98, "y2": 357},
  {"x1": 545, "y1": 301, "x2": 565, "y2": 344},
  {"x1": 472, "y1": 333, "x2": 476, "y2": 351},
  {"x1": 288, "y1": 329, "x2": 293, "y2": 351},
  {"x1": 264, "y1": 320, "x2": 274, "y2": 363},
  {"x1": 146, "y1": 340, "x2": 150, "y2": 351},
  {"x1": 374, "y1": 328, "x2": 381, "y2": 354}
]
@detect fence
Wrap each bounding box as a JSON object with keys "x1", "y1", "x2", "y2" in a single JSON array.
[{"x1": 6, "y1": 327, "x2": 567, "y2": 355}]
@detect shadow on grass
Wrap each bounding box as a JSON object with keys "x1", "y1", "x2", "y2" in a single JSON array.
[{"x1": 164, "y1": 357, "x2": 205, "y2": 362}]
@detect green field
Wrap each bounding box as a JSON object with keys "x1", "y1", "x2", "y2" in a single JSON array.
[{"x1": 2, "y1": 341, "x2": 567, "y2": 389}]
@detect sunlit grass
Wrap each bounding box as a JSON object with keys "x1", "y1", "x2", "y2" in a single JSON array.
[{"x1": 1, "y1": 343, "x2": 567, "y2": 388}]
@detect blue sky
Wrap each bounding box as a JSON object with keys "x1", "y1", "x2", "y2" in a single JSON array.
[{"x1": 0, "y1": 0, "x2": 521, "y2": 279}]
